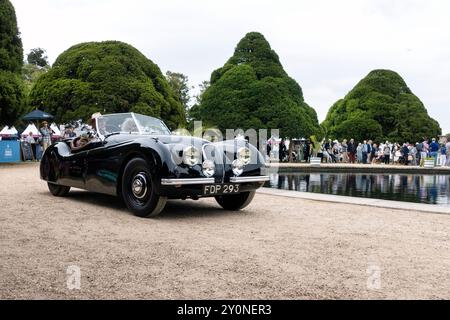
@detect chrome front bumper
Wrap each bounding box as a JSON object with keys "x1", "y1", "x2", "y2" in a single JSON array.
[
  {"x1": 161, "y1": 178, "x2": 215, "y2": 185},
  {"x1": 161, "y1": 176, "x2": 269, "y2": 186},
  {"x1": 229, "y1": 176, "x2": 270, "y2": 183}
]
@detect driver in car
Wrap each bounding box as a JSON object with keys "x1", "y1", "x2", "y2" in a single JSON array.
[{"x1": 70, "y1": 112, "x2": 102, "y2": 151}]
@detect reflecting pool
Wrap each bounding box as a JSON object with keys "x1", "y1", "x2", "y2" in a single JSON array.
[{"x1": 264, "y1": 173, "x2": 450, "y2": 206}]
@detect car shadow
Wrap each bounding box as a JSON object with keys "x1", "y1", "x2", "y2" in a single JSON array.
[
  {"x1": 161, "y1": 200, "x2": 244, "y2": 220},
  {"x1": 63, "y1": 190, "x2": 126, "y2": 209},
  {"x1": 40, "y1": 189, "x2": 244, "y2": 219}
]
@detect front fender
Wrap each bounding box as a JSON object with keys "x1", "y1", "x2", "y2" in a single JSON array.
[{"x1": 39, "y1": 144, "x2": 60, "y2": 182}]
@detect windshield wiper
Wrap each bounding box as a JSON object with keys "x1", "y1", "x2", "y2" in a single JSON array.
[{"x1": 104, "y1": 132, "x2": 121, "y2": 139}]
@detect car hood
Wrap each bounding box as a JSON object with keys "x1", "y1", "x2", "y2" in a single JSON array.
[{"x1": 107, "y1": 134, "x2": 254, "y2": 156}]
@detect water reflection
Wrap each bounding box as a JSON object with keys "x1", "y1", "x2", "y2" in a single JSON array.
[{"x1": 265, "y1": 173, "x2": 450, "y2": 206}]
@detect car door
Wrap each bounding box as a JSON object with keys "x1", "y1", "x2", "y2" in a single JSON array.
[
  {"x1": 64, "y1": 149, "x2": 89, "y2": 189},
  {"x1": 84, "y1": 139, "x2": 121, "y2": 196}
]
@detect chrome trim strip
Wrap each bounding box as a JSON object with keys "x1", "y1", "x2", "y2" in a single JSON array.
[
  {"x1": 161, "y1": 178, "x2": 215, "y2": 186},
  {"x1": 229, "y1": 176, "x2": 270, "y2": 183},
  {"x1": 201, "y1": 143, "x2": 209, "y2": 162}
]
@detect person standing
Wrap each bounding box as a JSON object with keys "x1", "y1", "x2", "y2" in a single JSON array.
[
  {"x1": 446, "y1": 140, "x2": 450, "y2": 167},
  {"x1": 325, "y1": 139, "x2": 335, "y2": 163},
  {"x1": 362, "y1": 140, "x2": 368, "y2": 164},
  {"x1": 423, "y1": 139, "x2": 430, "y2": 157},
  {"x1": 420, "y1": 139, "x2": 428, "y2": 166},
  {"x1": 297, "y1": 141, "x2": 304, "y2": 162},
  {"x1": 416, "y1": 141, "x2": 423, "y2": 165},
  {"x1": 357, "y1": 143, "x2": 363, "y2": 163},
  {"x1": 341, "y1": 139, "x2": 348, "y2": 163},
  {"x1": 39, "y1": 121, "x2": 53, "y2": 152},
  {"x1": 401, "y1": 143, "x2": 410, "y2": 165},
  {"x1": 325, "y1": 139, "x2": 331, "y2": 154},
  {"x1": 304, "y1": 139, "x2": 310, "y2": 162},
  {"x1": 25, "y1": 131, "x2": 36, "y2": 160},
  {"x1": 410, "y1": 143, "x2": 418, "y2": 166},
  {"x1": 279, "y1": 138, "x2": 286, "y2": 163},
  {"x1": 429, "y1": 138, "x2": 440, "y2": 165},
  {"x1": 367, "y1": 140, "x2": 374, "y2": 163},
  {"x1": 332, "y1": 141, "x2": 340, "y2": 163},
  {"x1": 266, "y1": 141, "x2": 271, "y2": 162},
  {"x1": 347, "y1": 139, "x2": 356, "y2": 163},
  {"x1": 383, "y1": 142, "x2": 391, "y2": 164},
  {"x1": 370, "y1": 142, "x2": 377, "y2": 164},
  {"x1": 438, "y1": 143, "x2": 447, "y2": 167}
]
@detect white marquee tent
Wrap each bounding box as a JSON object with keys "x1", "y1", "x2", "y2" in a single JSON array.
[
  {"x1": 21, "y1": 124, "x2": 41, "y2": 138},
  {"x1": 50, "y1": 123, "x2": 61, "y2": 137},
  {"x1": 21, "y1": 123, "x2": 61, "y2": 138},
  {"x1": 0, "y1": 126, "x2": 18, "y2": 136}
]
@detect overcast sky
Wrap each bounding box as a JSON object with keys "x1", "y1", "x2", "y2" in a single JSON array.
[{"x1": 11, "y1": 0, "x2": 450, "y2": 134}]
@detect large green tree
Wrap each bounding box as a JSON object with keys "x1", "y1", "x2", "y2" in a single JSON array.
[
  {"x1": 194, "y1": 80, "x2": 210, "y2": 105},
  {"x1": 27, "y1": 47, "x2": 49, "y2": 68},
  {"x1": 189, "y1": 32, "x2": 320, "y2": 139},
  {"x1": 22, "y1": 62, "x2": 49, "y2": 92},
  {"x1": 0, "y1": 0, "x2": 24, "y2": 126},
  {"x1": 22, "y1": 48, "x2": 50, "y2": 98},
  {"x1": 29, "y1": 41, "x2": 186, "y2": 129},
  {"x1": 165, "y1": 71, "x2": 191, "y2": 117},
  {"x1": 322, "y1": 69, "x2": 441, "y2": 143}
]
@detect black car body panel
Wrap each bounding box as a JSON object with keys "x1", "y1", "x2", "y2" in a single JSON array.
[{"x1": 40, "y1": 114, "x2": 268, "y2": 200}]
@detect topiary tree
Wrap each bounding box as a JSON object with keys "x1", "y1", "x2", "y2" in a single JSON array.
[
  {"x1": 322, "y1": 69, "x2": 441, "y2": 143},
  {"x1": 189, "y1": 32, "x2": 320, "y2": 141},
  {"x1": 29, "y1": 41, "x2": 186, "y2": 129},
  {"x1": 330, "y1": 111, "x2": 383, "y2": 142},
  {"x1": 0, "y1": 0, "x2": 25, "y2": 126}
]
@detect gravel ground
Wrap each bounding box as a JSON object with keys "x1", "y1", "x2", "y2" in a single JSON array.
[{"x1": 1, "y1": 163, "x2": 449, "y2": 299}]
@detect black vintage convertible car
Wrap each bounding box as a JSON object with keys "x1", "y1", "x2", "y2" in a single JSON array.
[{"x1": 40, "y1": 113, "x2": 269, "y2": 217}]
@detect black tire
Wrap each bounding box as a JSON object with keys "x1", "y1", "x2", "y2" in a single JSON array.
[
  {"x1": 47, "y1": 182, "x2": 71, "y2": 196},
  {"x1": 121, "y1": 157, "x2": 167, "y2": 218},
  {"x1": 215, "y1": 191, "x2": 256, "y2": 211}
]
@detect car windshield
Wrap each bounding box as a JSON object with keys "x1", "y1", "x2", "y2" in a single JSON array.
[{"x1": 96, "y1": 113, "x2": 171, "y2": 136}]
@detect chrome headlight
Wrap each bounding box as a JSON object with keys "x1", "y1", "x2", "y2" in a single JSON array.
[
  {"x1": 183, "y1": 145, "x2": 201, "y2": 166},
  {"x1": 232, "y1": 159, "x2": 244, "y2": 176},
  {"x1": 237, "y1": 147, "x2": 251, "y2": 165},
  {"x1": 202, "y1": 160, "x2": 215, "y2": 178}
]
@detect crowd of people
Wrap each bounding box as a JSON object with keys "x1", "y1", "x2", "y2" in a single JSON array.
[
  {"x1": 20, "y1": 121, "x2": 56, "y2": 161},
  {"x1": 19, "y1": 113, "x2": 109, "y2": 160},
  {"x1": 8, "y1": 117, "x2": 450, "y2": 168},
  {"x1": 276, "y1": 137, "x2": 450, "y2": 167},
  {"x1": 20, "y1": 121, "x2": 78, "y2": 161}
]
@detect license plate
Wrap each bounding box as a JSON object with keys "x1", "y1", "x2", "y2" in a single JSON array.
[{"x1": 203, "y1": 184, "x2": 240, "y2": 196}]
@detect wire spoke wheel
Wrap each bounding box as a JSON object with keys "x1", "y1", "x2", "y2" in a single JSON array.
[{"x1": 121, "y1": 157, "x2": 166, "y2": 217}]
